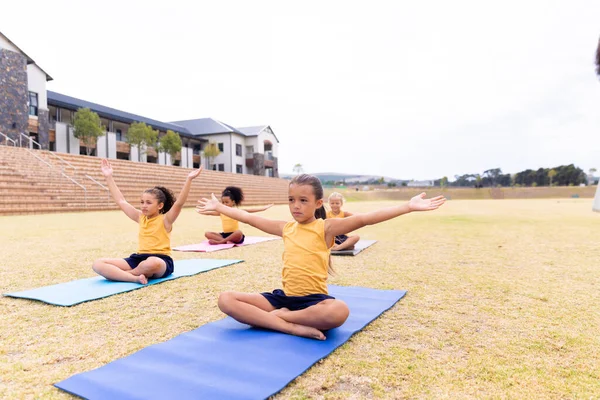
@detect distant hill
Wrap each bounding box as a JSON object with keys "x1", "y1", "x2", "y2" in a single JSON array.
[{"x1": 280, "y1": 172, "x2": 402, "y2": 183}]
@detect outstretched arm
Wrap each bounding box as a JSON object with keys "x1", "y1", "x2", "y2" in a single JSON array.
[
  {"x1": 197, "y1": 194, "x2": 286, "y2": 236},
  {"x1": 195, "y1": 208, "x2": 220, "y2": 216},
  {"x1": 243, "y1": 204, "x2": 274, "y2": 213},
  {"x1": 101, "y1": 159, "x2": 140, "y2": 223},
  {"x1": 165, "y1": 167, "x2": 203, "y2": 226},
  {"x1": 326, "y1": 193, "x2": 446, "y2": 238}
]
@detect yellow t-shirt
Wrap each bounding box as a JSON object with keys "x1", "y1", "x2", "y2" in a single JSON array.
[
  {"x1": 138, "y1": 214, "x2": 171, "y2": 255},
  {"x1": 281, "y1": 218, "x2": 333, "y2": 296},
  {"x1": 326, "y1": 210, "x2": 345, "y2": 219},
  {"x1": 220, "y1": 213, "x2": 239, "y2": 232}
]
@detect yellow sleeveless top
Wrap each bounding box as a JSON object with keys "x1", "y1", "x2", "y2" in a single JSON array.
[
  {"x1": 220, "y1": 213, "x2": 239, "y2": 232},
  {"x1": 326, "y1": 210, "x2": 345, "y2": 219},
  {"x1": 281, "y1": 218, "x2": 333, "y2": 296},
  {"x1": 138, "y1": 214, "x2": 171, "y2": 255}
]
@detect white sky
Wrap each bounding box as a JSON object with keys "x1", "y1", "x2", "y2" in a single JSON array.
[{"x1": 2, "y1": 0, "x2": 599, "y2": 180}]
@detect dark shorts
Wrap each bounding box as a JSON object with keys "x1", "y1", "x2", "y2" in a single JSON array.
[
  {"x1": 220, "y1": 232, "x2": 245, "y2": 244},
  {"x1": 124, "y1": 253, "x2": 174, "y2": 279},
  {"x1": 261, "y1": 289, "x2": 335, "y2": 311},
  {"x1": 335, "y1": 234, "x2": 349, "y2": 245}
]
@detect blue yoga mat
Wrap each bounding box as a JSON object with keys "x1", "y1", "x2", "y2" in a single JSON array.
[
  {"x1": 55, "y1": 285, "x2": 406, "y2": 399},
  {"x1": 4, "y1": 259, "x2": 242, "y2": 306}
]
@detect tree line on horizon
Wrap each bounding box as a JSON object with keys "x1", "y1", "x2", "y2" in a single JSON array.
[{"x1": 434, "y1": 165, "x2": 593, "y2": 188}]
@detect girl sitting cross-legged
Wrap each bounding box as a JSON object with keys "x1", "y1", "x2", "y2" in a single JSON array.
[
  {"x1": 196, "y1": 174, "x2": 445, "y2": 340},
  {"x1": 198, "y1": 186, "x2": 273, "y2": 245},
  {"x1": 92, "y1": 159, "x2": 202, "y2": 284},
  {"x1": 326, "y1": 192, "x2": 361, "y2": 251}
]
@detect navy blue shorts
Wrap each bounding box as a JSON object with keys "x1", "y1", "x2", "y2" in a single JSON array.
[
  {"x1": 124, "y1": 253, "x2": 174, "y2": 279},
  {"x1": 261, "y1": 289, "x2": 335, "y2": 311},
  {"x1": 335, "y1": 234, "x2": 349, "y2": 245},
  {"x1": 220, "y1": 232, "x2": 245, "y2": 244}
]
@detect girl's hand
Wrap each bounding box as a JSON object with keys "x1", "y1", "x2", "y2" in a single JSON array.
[
  {"x1": 100, "y1": 159, "x2": 113, "y2": 177},
  {"x1": 187, "y1": 166, "x2": 203, "y2": 180},
  {"x1": 197, "y1": 193, "x2": 220, "y2": 212},
  {"x1": 408, "y1": 193, "x2": 446, "y2": 212}
]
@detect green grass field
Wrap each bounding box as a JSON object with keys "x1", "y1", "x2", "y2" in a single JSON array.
[{"x1": 1, "y1": 199, "x2": 599, "y2": 399}]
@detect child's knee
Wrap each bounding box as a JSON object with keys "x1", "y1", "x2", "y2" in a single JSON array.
[
  {"x1": 328, "y1": 302, "x2": 350, "y2": 327},
  {"x1": 92, "y1": 259, "x2": 102, "y2": 272},
  {"x1": 218, "y1": 291, "x2": 236, "y2": 313},
  {"x1": 137, "y1": 258, "x2": 163, "y2": 274}
]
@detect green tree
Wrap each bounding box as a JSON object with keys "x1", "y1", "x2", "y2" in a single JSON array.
[
  {"x1": 596, "y1": 36, "x2": 600, "y2": 77},
  {"x1": 72, "y1": 108, "x2": 104, "y2": 156},
  {"x1": 475, "y1": 174, "x2": 483, "y2": 188},
  {"x1": 293, "y1": 163, "x2": 304, "y2": 175},
  {"x1": 483, "y1": 168, "x2": 502, "y2": 187},
  {"x1": 440, "y1": 176, "x2": 448, "y2": 188},
  {"x1": 126, "y1": 122, "x2": 158, "y2": 162},
  {"x1": 157, "y1": 130, "x2": 182, "y2": 165},
  {"x1": 203, "y1": 142, "x2": 221, "y2": 169},
  {"x1": 548, "y1": 169, "x2": 557, "y2": 186}
]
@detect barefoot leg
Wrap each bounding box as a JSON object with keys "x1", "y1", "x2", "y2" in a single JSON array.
[
  {"x1": 275, "y1": 299, "x2": 350, "y2": 330},
  {"x1": 92, "y1": 258, "x2": 140, "y2": 283},
  {"x1": 218, "y1": 292, "x2": 326, "y2": 340}
]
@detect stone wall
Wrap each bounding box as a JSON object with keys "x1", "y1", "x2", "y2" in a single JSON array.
[
  {"x1": 0, "y1": 49, "x2": 28, "y2": 142},
  {"x1": 38, "y1": 109, "x2": 49, "y2": 149}
]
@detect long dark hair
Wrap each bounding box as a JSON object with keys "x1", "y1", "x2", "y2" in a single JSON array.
[
  {"x1": 290, "y1": 174, "x2": 333, "y2": 274},
  {"x1": 144, "y1": 186, "x2": 176, "y2": 214},
  {"x1": 222, "y1": 186, "x2": 244, "y2": 206}
]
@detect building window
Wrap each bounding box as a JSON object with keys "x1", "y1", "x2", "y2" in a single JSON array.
[
  {"x1": 218, "y1": 143, "x2": 224, "y2": 152},
  {"x1": 218, "y1": 164, "x2": 225, "y2": 171},
  {"x1": 116, "y1": 129, "x2": 123, "y2": 142},
  {"x1": 193, "y1": 144, "x2": 202, "y2": 155},
  {"x1": 212, "y1": 164, "x2": 217, "y2": 171},
  {"x1": 236, "y1": 164, "x2": 243, "y2": 174},
  {"x1": 246, "y1": 145, "x2": 254, "y2": 158},
  {"x1": 29, "y1": 92, "x2": 38, "y2": 116},
  {"x1": 236, "y1": 144, "x2": 242, "y2": 156}
]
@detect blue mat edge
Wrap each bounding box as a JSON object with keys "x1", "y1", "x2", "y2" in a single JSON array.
[
  {"x1": 264, "y1": 287, "x2": 407, "y2": 398},
  {"x1": 3, "y1": 259, "x2": 244, "y2": 307},
  {"x1": 53, "y1": 285, "x2": 408, "y2": 398}
]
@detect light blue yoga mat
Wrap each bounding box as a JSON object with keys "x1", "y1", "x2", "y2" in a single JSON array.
[
  {"x1": 55, "y1": 285, "x2": 406, "y2": 399},
  {"x1": 4, "y1": 259, "x2": 243, "y2": 306}
]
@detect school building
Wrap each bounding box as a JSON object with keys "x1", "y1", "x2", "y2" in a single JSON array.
[{"x1": 0, "y1": 31, "x2": 279, "y2": 177}]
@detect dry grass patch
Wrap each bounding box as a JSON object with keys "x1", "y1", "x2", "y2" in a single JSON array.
[{"x1": 1, "y1": 199, "x2": 599, "y2": 399}]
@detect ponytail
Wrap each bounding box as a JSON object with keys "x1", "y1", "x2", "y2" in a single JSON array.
[{"x1": 145, "y1": 186, "x2": 176, "y2": 213}]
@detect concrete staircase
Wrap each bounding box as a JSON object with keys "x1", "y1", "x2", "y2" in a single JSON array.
[{"x1": 0, "y1": 145, "x2": 289, "y2": 215}]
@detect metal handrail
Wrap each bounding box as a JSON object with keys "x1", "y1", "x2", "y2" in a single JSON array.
[
  {"x1": 0, "y1": 132, "x2": 16, "y2": 146},
  {"x1": 45, "y1": 149, "x2": 77, "y2": 175},
  {"x1": 18, "y1": 132, "x2": 79, "y2": 175},
  {"x1": 85, "y1": 174, "x2": 111, "y2": 202},
  {"x1": 24, "y1": 147, "x2": 87, "y2": 207},
  {"x1": 85, "y1": 174, "x2": 108, "y2": 190},
  {"x1": 18, "y1": 132, "x2": 41, "y2": 149}
]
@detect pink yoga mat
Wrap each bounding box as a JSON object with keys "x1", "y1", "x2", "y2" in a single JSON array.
[{"x1": 173, "y1": 236, "x2": 280, "y2": 252}]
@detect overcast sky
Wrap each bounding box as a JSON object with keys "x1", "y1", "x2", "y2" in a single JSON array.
[{"x1": 2, "y1": 0, "x2": 599, "y2": 180}]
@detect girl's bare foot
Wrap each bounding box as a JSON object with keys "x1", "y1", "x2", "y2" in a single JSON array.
[
  {"x1": 135, "y1": 275, "x2": 148, "y2": 285},
  {"x1": 208, "y1": 239, "x2": 224, "y2": 245},
  {"x1": 288, "y1": 323, "x2": 326, "y2": 340}
]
